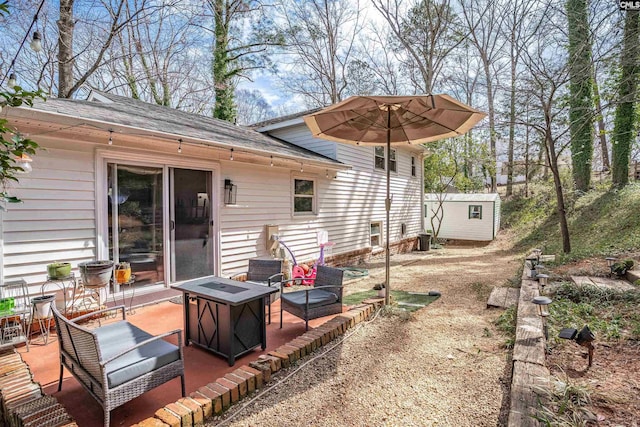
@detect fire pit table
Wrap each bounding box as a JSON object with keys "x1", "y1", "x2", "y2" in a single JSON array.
[{"x1": 172, "y1": 276, "x2": 277, "y2": 366}]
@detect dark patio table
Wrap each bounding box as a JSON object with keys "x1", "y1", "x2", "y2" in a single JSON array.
[{"x1": 172, "y1": 276, "x2": 277, "y2": 366}]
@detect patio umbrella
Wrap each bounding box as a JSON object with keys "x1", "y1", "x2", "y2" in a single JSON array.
[{"x1": 303, "y1": 94, "x2": 486, "y2": 305}]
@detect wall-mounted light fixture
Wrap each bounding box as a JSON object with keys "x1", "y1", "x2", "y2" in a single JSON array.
[{"x1": 224, "y1": 179, "x2": 237, "y2": 205}]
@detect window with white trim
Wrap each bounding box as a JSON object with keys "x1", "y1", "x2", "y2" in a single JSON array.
[
  {"x1": 370, "y1": 222, "x2": 382, "y2": 247},
  {"x1": 374, "y1": 147, "x2": 397, "y2": 172},
  {"x1": 411, "y1": 156, "x2": 417, "y2": 177},
  {"x1": 293, "y1": 178, "x2": 316, "y2": 215},
  {"x1": 389, "y1": 149, "x2": 397, "y2": 172},
  {"x1": 374, "y1": 147, "x2": 385, "y2": 170},
  {"x1": 469, "y1": 205, "x2": 482, "y2": 219}
]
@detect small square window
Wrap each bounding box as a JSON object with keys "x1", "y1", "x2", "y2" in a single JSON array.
[
  {"x1": 294, "y1": 178, "x2": 315, "y2": 214},
  {"x1": 469, "y1": 205, "x2": 482, "y2": 219},
  {"x1": 370, "y1": 222, "x2": 382, "y2": 247}
]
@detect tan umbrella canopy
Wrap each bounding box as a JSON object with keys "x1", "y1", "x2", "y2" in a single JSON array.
[{"x1": 303, "y1": 94, "x2": 486, "y2": 305}]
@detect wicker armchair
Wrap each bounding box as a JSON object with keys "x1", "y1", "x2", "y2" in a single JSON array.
[
  {"x1": 230, "y1": 259, "x2": 283, "y2": 324},
  {"x1": 280, "y1": 265, "x2": 344, "y2": 331},
  {"x1": 51, "y1": 305, "x2": 185, "y2": 427}
]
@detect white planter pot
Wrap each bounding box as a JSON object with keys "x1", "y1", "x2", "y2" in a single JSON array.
[{"x1": 32, "y1": 295, "x2": 55, "y2": 319}]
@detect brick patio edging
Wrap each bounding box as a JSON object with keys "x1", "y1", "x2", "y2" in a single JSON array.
[
  {"x1": 0, "y1": 348, "x2": 77, "y2": 427},
  {"x1": 132, "y1": 300, "x2": 384, "y2": 427}
]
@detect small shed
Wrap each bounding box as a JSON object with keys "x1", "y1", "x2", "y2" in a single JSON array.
[{"x1": 424, "y1": 193, "x2": 501, "y2": 241}]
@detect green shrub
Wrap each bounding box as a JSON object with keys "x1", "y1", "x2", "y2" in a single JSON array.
[
  {"x1": 548, "y1": 282, "x2": 640, "y2": 342},
  {"x1": 495, "y1": 306, "x2": 516, "y2": 334}
]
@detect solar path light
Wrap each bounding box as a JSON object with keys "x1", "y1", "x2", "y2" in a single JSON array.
[
  {"x1": 605, "y1": 257, "x2": 617, "y2": 278},
  {"x1": 559, "y1": 325, "x2": 596, "y2": 367},
  {"x1": 536, "y1": 273, "x2": 549, "y2": 291},
  {"x1": 532, "y1": 296, "x2": 552, "y2": 339}
]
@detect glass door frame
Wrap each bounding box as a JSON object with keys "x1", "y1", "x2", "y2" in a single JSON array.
[
  {"x1": 96, "y1": 149, "x2": 221, "y2": 292},
  {"x1": 169, "y1": 168, "x2": 215, "y2": 282}
]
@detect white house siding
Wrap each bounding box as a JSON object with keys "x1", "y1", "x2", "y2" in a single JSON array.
[
  {"x1": 267, "y1": 126, "x2": 337, "y2": 160},
  {"x1": 258, "y1": 123, "x2": 424, "y2": 266},
  {"x1": 3, "y1": 136, "x2": 97, "y2": 289},
  {"x1": 424, "y1": 194, "x2": 500, "y2": 241},
  {"x1": 2, "y1": 113, "x2": 422, "y2": 297}
]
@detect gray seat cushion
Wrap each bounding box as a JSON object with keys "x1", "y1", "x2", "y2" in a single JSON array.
[
  {"x1": 281, "y1": 289, "x2": 338, "y2": 309},
  {"x1": 247, "y1": 280, "x2": 280, "y2": 288},
  {"x1": 247, "y1": 280, "x2": 281, "y2": 302},
  {"x1": 96, "y1": 322, "x2": 180, "y2": 388}
]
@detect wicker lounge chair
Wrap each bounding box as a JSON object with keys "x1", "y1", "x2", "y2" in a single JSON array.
[
  {"x1": 230, "y1": 259, "x2": 284, "y2": 324},
  {"x1": 51, "y1": 305, "x2": 185, "y2": 427},
  {"x1": 280, "y1": 265, "x2": 344, "y2": 331}
]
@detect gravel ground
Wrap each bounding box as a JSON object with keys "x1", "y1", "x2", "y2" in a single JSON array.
[{"x1": 207, "y1": 234, "x2": 521, "y2": 427}]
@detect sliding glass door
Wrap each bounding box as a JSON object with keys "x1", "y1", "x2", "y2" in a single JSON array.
[
  {"x1": 170, "y1": 168, "x2": 214, "y2": 282},
  {"x1": 107, "y1": 163, "x2": 215, "y2": 290},
  {"x1": 108, "y1": 164, "x2": 164, "y2": 288}
]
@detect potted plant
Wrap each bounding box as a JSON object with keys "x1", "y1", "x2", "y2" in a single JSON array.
[
  {"x1": 611, "y1": 259, "x2": 635, "y2": 278},
  {"x1": 31, "y1": 294, "x2": 55, "y2": 319},
  {"x1": 115, "y1": 262, "x2": 132, "y2": 284},
  {"x1": 47, "y1": 262, "x2": 71, "y2": 279},
  {"x1": 373, "y1": 283, "x2": 386, "y2": 298},
  {"x1": 78, "y1": 260, "x2": 114, "y2": 288}
]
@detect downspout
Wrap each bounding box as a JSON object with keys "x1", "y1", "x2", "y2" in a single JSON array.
[
  {"x1": 493, "y1": 199, "x2": 496, "y2": 239},
  {"x1": 420, "y1": 153, "x2": 425, "y2": 233}
]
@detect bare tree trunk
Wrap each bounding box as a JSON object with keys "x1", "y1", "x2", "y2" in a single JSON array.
[
  {"x1": 593, "y1": 70, "x2": 610, "y2": 171},
  {"x1": 524, "y1": 105, "x2": 530, "y2": 197},
  {"x1": 486, "y1": 72, "x2": 497, "y2": 192},
  {"x1": 541, "y1": 147, "x2": 549, "y2": 180},
  {"x1": 506, "y1": 54, "x2": 516, "y2": 196},
  {"x1": 57, "y1": 0, "x2": 75, "y2": 98},
  {"x1": 545, "y1": 128, "x2": 571, "y2": 253}
]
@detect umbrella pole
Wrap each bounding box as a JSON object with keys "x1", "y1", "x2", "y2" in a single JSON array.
[{"x1": 385, "y1": 108, "x2": 391, "y2": 306}]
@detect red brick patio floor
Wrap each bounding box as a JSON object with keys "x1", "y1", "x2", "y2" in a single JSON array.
[{"x1": 20, "y1": 298, "x2": 337, "y2": 427}]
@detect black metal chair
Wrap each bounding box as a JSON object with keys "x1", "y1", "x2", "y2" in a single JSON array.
[
  {"x1": 280, "y1": 265, "x2": 344, "y2": 331},
  {"x1": 230, "y1": 259, "x2": 283, "y2": 324}
]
